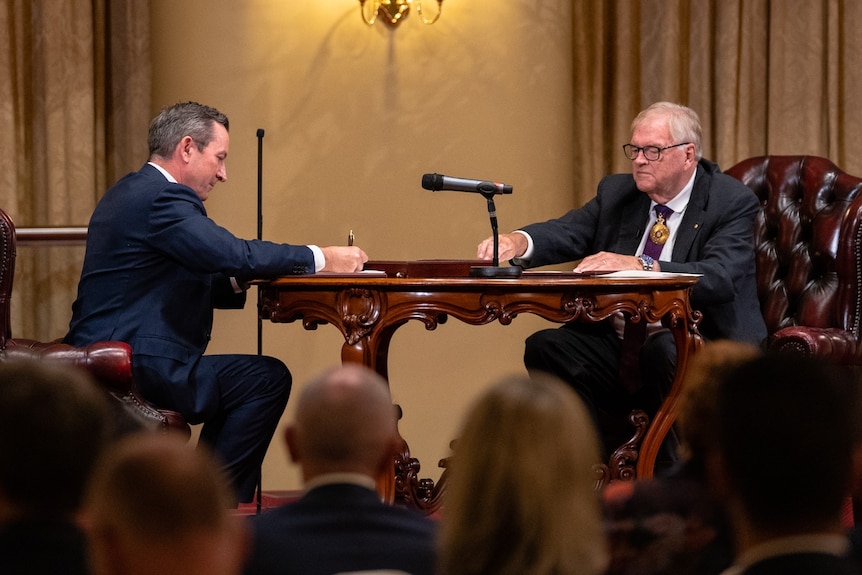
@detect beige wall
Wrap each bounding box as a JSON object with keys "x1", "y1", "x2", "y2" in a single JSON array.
[{"x1": 150, "y1": 0, "x2": 576, "y2": 491}]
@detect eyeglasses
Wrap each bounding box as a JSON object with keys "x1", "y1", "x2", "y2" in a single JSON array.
[{"x1": 622, "y1": 142, "x2": 691, "y2": 161}]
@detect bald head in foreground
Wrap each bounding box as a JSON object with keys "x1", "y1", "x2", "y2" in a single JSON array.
[
  {"x1": 287, "y1": 364, "x2": 400, "y2": 481},
  {"x1": 243, "y1": 365, "x2": 437, "y2": 575}
]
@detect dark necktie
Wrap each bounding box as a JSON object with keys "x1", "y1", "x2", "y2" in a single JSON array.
[{"x1": 619, "y1": 204, "x2": 674, "y2": 394}]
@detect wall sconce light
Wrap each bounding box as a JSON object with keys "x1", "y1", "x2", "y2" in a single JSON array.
[{"x1": 358, "y1": 0, "x2": 443, "y2": 27}]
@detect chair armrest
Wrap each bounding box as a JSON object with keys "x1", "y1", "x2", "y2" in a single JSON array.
[
  {"x1": 1, "y1": 338, "x2": 134, "y2": 394},
  {"x1": 767, "y1": 326, "x2": 862, "y2": 364},
  {"x1": 0, "y1": 338, "x2": 190, "y2": 437}
]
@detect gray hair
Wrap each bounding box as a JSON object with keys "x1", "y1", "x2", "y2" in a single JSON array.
[
  {"x1": 148, "y1": 101, "x2": 229, "y2": 160},
  {"x1": 632, "y1": 102, "x2": 703, "y2": 160}
]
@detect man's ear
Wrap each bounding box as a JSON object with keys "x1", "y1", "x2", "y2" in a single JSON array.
[
  {"x1": 178, "y1": 135, "x2": 196, "y2": 162},
  {"x1": 227, "y1": 515, "x2": 251, "y2": 573},
  {"x1": 284, "y1": 425, "x2": 300, "y2": 463},
  {"x1": 86, "y1": 524, "x2": 127, "y2": 575},
  {"x1": 684, "y1": 142, "x2": 697, "y2": 166},
  {"x1": 373, "y1": 435, "x2": 400, "y2": 477}
]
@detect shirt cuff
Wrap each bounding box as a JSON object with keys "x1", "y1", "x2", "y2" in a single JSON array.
[
  {"x1": 308, "y1": 245, "x2": 325, "y2": 272},
  {"x1": 511, "y1": 230, "x2": 534, "y2": 266}
]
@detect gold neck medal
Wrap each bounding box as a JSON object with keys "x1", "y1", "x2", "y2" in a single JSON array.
[{"x1": 650, "y1": 212, "x2": 670, "y2": 245}]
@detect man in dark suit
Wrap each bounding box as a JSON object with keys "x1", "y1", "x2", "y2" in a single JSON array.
[
  {"x1": 707, "y1": 354, "x2": 861, "y2": 575},
  {"x1": 242, "y1": 364, "x2": 437, "y2": 575},
  {"x1": 65, "y1": 101, "x2": 369, "y2": 503},
  {"x1": 476, "y1": 102, "x2": 766, "y2": 456}
]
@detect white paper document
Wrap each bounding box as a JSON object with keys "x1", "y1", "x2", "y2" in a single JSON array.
[{"x1": 597, "y1": 270, "x2": 703, "y2": 278}]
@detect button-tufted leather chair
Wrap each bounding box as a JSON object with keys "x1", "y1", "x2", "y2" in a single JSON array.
[
  {"x1": 613, "y1": 156, "x2": 862, "y2": 485},
  {"x1": 0, "y1": 207, "x2": 189, "y2": 437},
  {"x1": 724, "y1": 155, "x2": 862, "y2": 361}
]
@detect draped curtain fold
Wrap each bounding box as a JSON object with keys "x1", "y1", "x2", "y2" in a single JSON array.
[
  {"x1": 572, "y1": 0, "x2": 862, "y2": 205},
  {"x1": 0, "y1": 0, "x2": 150, "y2": 340}
]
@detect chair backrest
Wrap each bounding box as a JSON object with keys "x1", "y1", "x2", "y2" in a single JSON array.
[
  {"x1": 0, "y1": 207, "x2": 16, "y2": 347},
  {"x1": 724, "y1": 156, "x2": 862, "y2": 337}
]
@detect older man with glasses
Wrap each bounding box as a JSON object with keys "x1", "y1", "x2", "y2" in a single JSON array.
[{"x1": 476, "y1": 102, "x2": 766, "y2": 466}]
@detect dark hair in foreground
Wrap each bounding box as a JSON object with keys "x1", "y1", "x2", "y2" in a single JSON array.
[
  {"x1": 676, "y1": 339, "x2": 761, "y2": 461},
  {"x1": 714, "y1": 353, "x2": 860, "y2": 531},
  {"x1": 0, "y1": 360, "x2": 111, "y2": 516},
  {"x1": 86, "y1": 433, "x2": 235, "y2": 540}
]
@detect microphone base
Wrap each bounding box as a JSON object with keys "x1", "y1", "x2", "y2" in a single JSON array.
[{"x1": 469, "y1": 265, "x2": 523, "y2": 278}]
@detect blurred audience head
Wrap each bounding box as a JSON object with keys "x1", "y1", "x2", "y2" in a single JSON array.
[
  {"x1": 709, "y1": 353, "x2": 860, "y2": 536},
  {"x1": 286, "y1": 364, "x2": 398, "y2": 482},
  {"x1": 0, "y1": 359, "x2": 111, "y2": 521},
  {"x1": 438, "y1": 373, "x2": 608, "y2": 575},
  {"x1": 84, "y1": 433, "x2": 246, "y2": 575},
  {"x1": 676, "y1": 339, "x2": 761, "y2": 463}
]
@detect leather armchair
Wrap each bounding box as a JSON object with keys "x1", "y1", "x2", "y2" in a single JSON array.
[
  {"x1": 0, "y1": 207, "x2": 189, "y2": 437},
  {"x1": 724, "y1": 155, "x2": 862, "y2": 362}
]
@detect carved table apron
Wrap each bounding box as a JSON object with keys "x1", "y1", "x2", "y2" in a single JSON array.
[{"x1": 258, "y1": 269, "x2": 702, "y2": 512}]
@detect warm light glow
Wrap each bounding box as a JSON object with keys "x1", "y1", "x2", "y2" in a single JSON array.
[{"x1": 358, "y1": 0, "x2": 443, "y2": 27}]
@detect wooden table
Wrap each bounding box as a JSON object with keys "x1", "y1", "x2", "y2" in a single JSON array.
[{"x1": 258, "y1": 261, "x2": 703, "y2": 511}]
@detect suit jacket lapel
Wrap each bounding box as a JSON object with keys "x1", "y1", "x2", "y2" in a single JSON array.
[
  {"x1": 672, "y1": 164, "x2": 708, "y2": 262},
  {"x1": 620, "y1": 193, "x2": 652, "y2": 255}
]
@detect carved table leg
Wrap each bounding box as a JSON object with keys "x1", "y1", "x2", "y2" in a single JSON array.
[
  {"x1": 393, "y1": 435, "x2": 449, "y2": 512},
  {"x1": 341, "y1": 323, "x2": 445, "y2": 513},
  {"x1": 608, "y1": 409, "x2": 650, "y2": 481}
]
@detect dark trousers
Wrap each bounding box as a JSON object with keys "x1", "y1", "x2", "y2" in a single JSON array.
[
  {"x1": 191, "y1": 354, "x2": 291, "y2": 503},
  {"x1": 135, "y1": 353, "x2": 291, "y2": 503},
  {"x1": 195, "y1": 355, "x2": 292, "y2": 503},
  {"x1": 524, "y1": 320, "x2": 676, "y2": 460}
]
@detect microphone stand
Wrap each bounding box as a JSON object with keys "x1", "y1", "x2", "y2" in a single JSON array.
[
  {"x1": 469, "y1": 185, "x2": 522, "y2": 278},
  {"x1": 255, "y1": 128, "x2": 265, "y2": 514},
  {"x1": 256, "y1": 129, "x2": 264, "y2": 356}
]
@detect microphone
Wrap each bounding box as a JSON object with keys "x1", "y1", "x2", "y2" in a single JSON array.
[{"x1": 421, "y1": 173, "x2": 513, "y2": 195}]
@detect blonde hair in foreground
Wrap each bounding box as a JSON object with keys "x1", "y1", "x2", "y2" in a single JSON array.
[{"x1": 438, "y1": 373, "x2": 608, "y2": 575}]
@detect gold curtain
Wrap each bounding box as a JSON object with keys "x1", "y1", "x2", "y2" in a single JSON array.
[
  {"x1": 0, "y1": 0, "x2": 150, "y2": 340},
  {"x1": 572, "y1": 0, "x2": 862, "y2": 204},
  {"x1": 3, "y1": 0, "x2": 861, "y2": 339}
]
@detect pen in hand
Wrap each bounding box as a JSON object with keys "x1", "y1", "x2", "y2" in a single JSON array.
[{"x1": 348, "y1": 229, "x2": 354, "y2": 247}]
